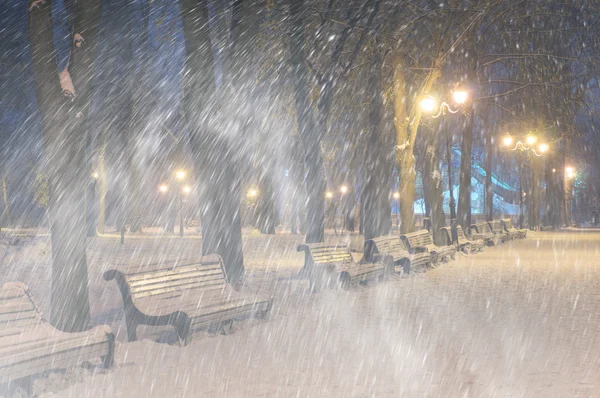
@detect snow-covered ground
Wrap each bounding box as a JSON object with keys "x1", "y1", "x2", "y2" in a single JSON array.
[{"x1": 2, "y1": 229, "x2": 600, "y2": 397}]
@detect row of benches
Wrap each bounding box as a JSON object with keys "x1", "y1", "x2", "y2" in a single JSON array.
[
  {"x1": 0, "y1": 218, "x2": 526, "y2": 391},
  {"x1": 297, "y1": 218, "x2": 527, "y2": 292},
  {"x1": 1, "y1": 254, "x2": 273, "y2": 392}
]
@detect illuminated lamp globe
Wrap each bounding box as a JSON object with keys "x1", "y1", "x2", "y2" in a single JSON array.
[{"x1": 420, "y1": 96, "x2": 437, "y2": 113}]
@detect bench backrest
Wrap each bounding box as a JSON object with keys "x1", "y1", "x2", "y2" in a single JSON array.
[
  {"x1": 456, "y1": 225, "x2": 468, "y2": 240},
  {"x1": 472, "y1": 222, "x2": 492, "y2": 234},
  {"x1": 364, "y1": 236, "x2": 407, "y2": 262},
  {"x1": 401, "y1": 230, "x2": 434, "y2": 248},
  {"x1": 489, "y1": 220, "x2": 505, "y2": 233},
  {"x1": 502, "y1": 218, "x2": 515, "y2": 230},
  {"x1": 0, "y1": 282, "x2": 42, "y2": 331},
  {"x1": 124, "y1": 256, "x2": 227, "y2": 301},
  {"x1": 298, "y1": 243, "x2": 353, "y2": 266}
]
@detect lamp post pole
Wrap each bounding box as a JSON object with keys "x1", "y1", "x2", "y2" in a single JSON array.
[
  {"x1": 517, "y1": 153, "x2": 524, "y2": 229},
  {"x1": 446, "y1": 134, "x2": 457, "y2": 241}
]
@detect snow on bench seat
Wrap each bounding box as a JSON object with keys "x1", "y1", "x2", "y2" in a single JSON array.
[
  {"x1": 0, "y1": 282, "x2": 114, "y2": 387},
  {"x1": 104, "y1": 254, "x2": 273, "y2": 345},
  {"x1": 363, "y1": 235, "x2": 430, "y2": 274},
  {"x1": 400, "y1": 229, "x2": 456, "y2": 264},
  {"x1": 297, "y1": 243, "x2": 385, "y2": 291}
]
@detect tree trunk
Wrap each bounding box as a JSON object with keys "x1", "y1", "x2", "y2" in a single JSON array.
[
  {"x1": 484, "y1": 131, "x2": 493, "y2": 221},
  {"x1": 181, "y1": 0, "x2": 245, "y2": 282},
  {"x1": 393, "y1": 55, "x2": 415, "y2": 234},
  {"x1": 256, "y1": 176, "x2": 278, "y2": 234},
  {"x1": 126, "y1": 0, "x2": 150, "y2": 234},
  {"x1": 422, "y1": 122, "x2": 446, "y2": 244},
  {"x1": 457, "y1": 106, "x2": 474, "y2": 228},
  {"x1": 362, "y1": 52, "x2": 391, "y2": 241},
  {"x1": 393, "y1": 54, "x2": 441, "y2": 233},
  {"x1": 528, "y1": 154, "x2": 542, "y2": 229},
  {"x1": 287, "y1": 0, "x2": 324, "y2": 243},
  {"x1": 1, "y1": 173, "x2": 11, "y2": 227},
  {"x1": 97, "y1": 136, "x2": 106, "y2": 233},
  {"x1": 29, "y1": 0, "x2": 101, "y2": 332}
]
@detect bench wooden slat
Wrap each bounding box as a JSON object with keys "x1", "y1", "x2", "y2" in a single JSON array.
[
  {"x1": 126, "y1": 264, "x2": 219, "y2": 281},
  {"x1": 131, "y1": 279, "x2": 228, "y2": 300},
  {"x1": 104, "y1": 255, "x2": 273, "y2": 345},
  {"x1": 1, "y1": 342, "x2": 109, "y2": 381},
  {"x1": 0, "y1": 283, "x2": 114, "y2": 385},
  {"x1": 401, "y1": 230, "x2": 456, "y2": 264},
  {"x1": 297, "y1": 242, "x2": 384, "y2": 290}
]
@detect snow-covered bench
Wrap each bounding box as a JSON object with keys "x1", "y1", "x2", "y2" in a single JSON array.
[
  {"x1": 400, "y1": 229, "x2": 456, "y2": 264},
  {"x1": 470, "y1": 222, "x2": 500, "y2": 246},
  {"x1": 441, "y1": 226, "x2": 485, "y2": 254},
  {"x1": 502, "y1": 218, "x2": 527, "y2": 239},
  {"x1": 363, "y1": 235, "x2": 430, "y2": 274},
  {"x1": 297, "y1": 243, "x2": 384, "y2": 291},
  {"x1": 0, "y1": 282, "x2": 114, "y2": 391},
  {"x1": 104, "y1": 254, "x2": 273, "y2": 346},
  {"x1": 489, "y1": 220, "x2": 513, "y2": 241}
]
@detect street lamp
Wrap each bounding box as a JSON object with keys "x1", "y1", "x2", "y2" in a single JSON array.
[
  {"x1": 501, "y1": 132, "x2": 549, "y2": 228},
  {"x1": 420, "y1": 96, "x2": 438, "y2": 114},
  {"x1": 339, "y1": 185, "x2": 348, "y2": 230},
  {"x1": 159, "y1": 184, "x2": 168, "y2": 193},
  {"x1": 392, "y1": 192, "x2": 400, "y2": 228},
  {"x1": 421, "y1": 86, "x2": 471, "y2": 231},
  {"x1": 502, "y1": 133, "x2": 548, "y2": 157},
  {"x1": 564, "y1": 166, "x2": 576, "y2": 226},
  {"x1": 174, "y1": 170, "x2": 186, "y2": 237},
  {"x1": 325, "y1": 191, "x2": 334, "y2": 199}
]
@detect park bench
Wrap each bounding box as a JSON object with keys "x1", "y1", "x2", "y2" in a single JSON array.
[
  {"x1": 489, "y1": 220, "x2": 513, "y2": 241},
  {"x1": 297, "y1": 243, "x2": 385, "y2": 291},
  {"x1": 363, "y1": 235, "x2": 430, "y2": 275},
  {"x1": 441, "y1": 226, "x2": 485, "y2": 254},
  {"x1": 502, "y1": 218, "x2": 527, "y2": 239},
  {"x1": 400, "y1": 229, "x2": 456, "y2": 264},
  {"x1": 0, "y1": 282, "x2": 114, "y2": 391},
  {"x1": 470, "y1": 222, "x2": 500, "y2": 246},
  {"x1": 104, "y1": 254, "x2": 273, "y2": 346}
]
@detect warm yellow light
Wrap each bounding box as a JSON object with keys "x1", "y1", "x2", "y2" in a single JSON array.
[
  {"x1": 552, "y1": 168, "x2": 556, "y2": 173},
  {"x1": 159, "y1": 184, "x2": 168, "y2": 193},
  {"x1": 502, "y1": 135, "x2": 513, "y2": 147},
  {"x1": 175, "y1": 170, "x2": 186, "y2": 180},
  {"x1": 340, "y1": 185, "x2": 348, "y2": 194},
  {"x1": 248, "y1": 189, "x2": 258, "y2": 198},
  {"x1": 525, "y1": 135, "x2": 537, "y2": 146},
  {"x1": 420, "y1": 96, "x2": 437, "y2": 113},
  {"x1": 538, "y1": 143, "x2": 549, "y2": 153},
  {"x1": 452, "y1": 90, "x2": 468, "y2": 105},
  {"x1": 182, "y1": 185, "x2": 191, "y2": 194},
  {"x1": 393, "y1": 192, "x2": 400, "y2": 199},
  {"x1": 565, "y1": 166, "x2": 576, "y2": 180},
  {"x1": 325, "y1": 191, "x2": 333, "y2": 199}
]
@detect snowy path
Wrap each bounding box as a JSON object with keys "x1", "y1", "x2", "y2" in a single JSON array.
[{"x1": 3, "y1": 230, "x2": 600, "y2": 397}]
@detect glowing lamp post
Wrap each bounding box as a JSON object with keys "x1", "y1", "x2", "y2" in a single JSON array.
[
  {"x1": 393, "y1": 192, "x2": 400, "y2": 227},
  {"x1": 325, "y1": 191, "x2": 334, "y2": 199},
  {"x1": 420, "y1": 86, "x2": 470, "y2": 230},
  {"x1": 564, "y1": 166, "x2": 576, "y2": 225},
  {"x1": 501, "y1": 133, "x2": 549, "y2": 228},
  {"x1": 339, "y1": 185, "x2": 349, "y2": 230},
  {"x1": 174, "y1": 170, "x2": 187, "y2": 237}
]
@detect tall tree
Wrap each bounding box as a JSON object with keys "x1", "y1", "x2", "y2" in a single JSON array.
[
  {"x1": 181, "y1": 0, "x2": 245, "y2": 282},
  {"x1": 28, "y1": 0, "x2": 102, "y2": 332},
  {"x1": 287, "y1": 0, "x2": 324, "y2": 243}
]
